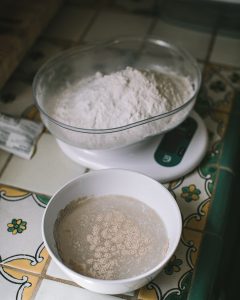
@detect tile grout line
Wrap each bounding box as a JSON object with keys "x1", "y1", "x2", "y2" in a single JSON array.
[
  {"x1": 75, "y1": 2, "x2": 104, "y2": 45},
  {"x1": 186, "y1": 167, "x2": 221, "y2": 300},
  {"x1": 1, "y1": 261, "x2": 133, "y2": 300},
  {"x1": 204, "y1": 11, "x2": 221, "y2": 66},
  {"x1": 200, "y1": 11, "x2": 220, "y2": 78},
  {"x1": 145, "y1": 0, "x2": 169, "y2": 37},
  {"x1": 29, "y1": 255, "x2": 52, "y2": 299},
  {"x1": 0, "y1": 262, "x2": 81, "y2": 292},
  {"x1": 0, "y1": 154, "x2": 13, "y2": 179},
  {"x1": 30, "y1": 276, "x2": 43, "y2": 300},
  {"x1": 184, "y1": 226, "x2": 207, "y2": 235},
  {"x1": 0, "y1": 262, "x2": 78, "y2": 287}
]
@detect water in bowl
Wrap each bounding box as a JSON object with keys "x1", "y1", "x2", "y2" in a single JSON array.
[{"x1": 54, "y1": 195, "x2": 169, "y2": 280}]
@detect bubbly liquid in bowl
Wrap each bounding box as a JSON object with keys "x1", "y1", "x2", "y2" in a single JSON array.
[{"x1": 54, "y1": 195, "x2": 169, "y2": 280}]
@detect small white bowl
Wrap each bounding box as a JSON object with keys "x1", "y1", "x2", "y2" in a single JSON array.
[{"x1": 42, "y1": 169, "x2": 182, "y2": 295}]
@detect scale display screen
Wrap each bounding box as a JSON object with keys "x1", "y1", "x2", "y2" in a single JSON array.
[
  {"x1": 154, "y1": 117, "x2": 197, "y2": 167},
  {"x1": 160, "y1": 130, "x2": 186, "y2": 153}
]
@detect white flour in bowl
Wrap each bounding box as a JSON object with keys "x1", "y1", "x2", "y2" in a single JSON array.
[
  {"x1": 53, "y1": 66, "x2": 193, "y2": 129},
  {"x1": 50, "y1": 66, "x2": 194, "y2": 149}
]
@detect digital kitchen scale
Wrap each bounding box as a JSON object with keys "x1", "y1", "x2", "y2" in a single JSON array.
[{"x1": 57, "y1": 111, "x2": 208, "y2": 182}]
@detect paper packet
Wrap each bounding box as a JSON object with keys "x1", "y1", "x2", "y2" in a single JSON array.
[{"x1": 0, "y1": 113, "x2": 44, "y2": 159}]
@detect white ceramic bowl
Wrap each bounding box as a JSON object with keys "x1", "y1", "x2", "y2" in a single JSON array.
[{"x1": 42, "y1": 169, "x2": 182, "y2": 295}]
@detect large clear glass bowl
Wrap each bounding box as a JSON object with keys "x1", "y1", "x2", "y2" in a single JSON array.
[{"x1": 33, "y1": 36, "x2": 201, "y2": 150}]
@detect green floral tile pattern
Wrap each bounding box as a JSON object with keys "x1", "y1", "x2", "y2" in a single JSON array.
[
  {"x1": 211, "y1": 65, "x2": 240, "y2": 91},
  {"x1": 7, "y1": 219, "x2": 27, "y2": 235},
  {"x1": 0, "y1": 186, "x2": 49, "y2": 274},
  {"x1": 168, "y1": 168, "x2": 214, "y2": 232},
  {"x1": 138, "y1": 229, "x2": 202, "y2": 299},
  {"x1": 198, "y1": 65, "x2": 236, "y2": 113},
  {"x1": 181, "y1": 184, "x2": 201, "y2": 202},
  {"x1": 164, "y1": 255, "x2": 183, "y2": 275}
]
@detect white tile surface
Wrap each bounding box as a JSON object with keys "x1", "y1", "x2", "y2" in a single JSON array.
[
  {"x1": 152, "y1": 20, "x2": 212, "y2": 60},
  {"x1": 84, "y1": 11, "x2": 153, "y2": 42},
  {"x1": 0, "y1": 133, "x2": 86, "y2": 195},
  {"x1": 210, "y1": 35, "x2": 240, "y2": 67},
  {"x1": 0, "y1": 150, "x2": 10, "y2": 173},
  {"x1": 46, "y1": 260, "x2": 72, "y2": 281},
  {"x1": 43, "y1": 6, "x2": 95, "y2": 41},
  {"x1": 35, "y1": 279, "x2": 122, "y2": 300},
  {"x1": 46, "y1": 260, "x2": 135, "y2": 297},
  {"x1": 0, "y1": 80, "x2": 34, "y2": 117}
]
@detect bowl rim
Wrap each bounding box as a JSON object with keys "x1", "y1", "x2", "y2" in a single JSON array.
[
  {"x1": 33, "y1": 35, "x2": 201, "y2": 134},
  {"x1": 42, "y1": 168, "x2": 182, "y2": 284}
]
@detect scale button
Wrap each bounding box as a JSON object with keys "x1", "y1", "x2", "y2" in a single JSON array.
[{"x1": 162, "y1": 154, "x2": 172, "y2": 163}]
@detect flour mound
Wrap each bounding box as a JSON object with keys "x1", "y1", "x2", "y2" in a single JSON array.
[{"x1": 53, "y1": 66, "x2": 193, "y2": 130}]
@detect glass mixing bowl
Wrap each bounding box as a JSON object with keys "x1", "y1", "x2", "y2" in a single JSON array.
[{"x1": 33, "y1": 36, "x2": 201, "y2": 150}]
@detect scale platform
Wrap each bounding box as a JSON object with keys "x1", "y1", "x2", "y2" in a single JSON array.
[{"x1": 57, "y1": 111, "x2": 208, "y2": 182}]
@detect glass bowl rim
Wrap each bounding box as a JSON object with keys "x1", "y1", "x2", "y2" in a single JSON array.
[{"x1": 32, "y1": 35, "x2": 202, "y2": 134}]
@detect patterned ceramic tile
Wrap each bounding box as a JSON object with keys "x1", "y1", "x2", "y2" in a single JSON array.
[
  {"x1": 203, "y1": 169, "x2": 235, "y2": 237},
  {"x1": 84, "y1": 11, "x2": 153, "y2": 42},
  {"x1": 167, "y1": 169, "x2": 213, "y2": 232},
  {"x1": 200, "y1": 111, "x2": 229, "y2": 165},
  {"x1": 0, "y1": 133, "x2": 86, "y2": 195},
  {"x1": 0, "y1": 185, "x2": 49, "y2": 274},
  {"x1": 0, "y1": 265, "x2": 40, "y2": 300},
  {"x1": 185, "y1": 110, "x2": 229, "y2": 216},
  {"x1": 165, "y1": 108, "x2": 230, "y2": 232},
  {"x1": 35, "y1": 278, "x2": 124, "y2": 300},
  {"x1": 221, "y1": 70, "x2": 240, "y2": 92},
  {"x1": 151, "y1": 19, "x2": 211, "y2": 60},
  {"x1": 0, "y1": 80, "x2": 35, "y2": 118},
  {"x1": 137, "y1": 228, "x2": 202, "y2": 300},
  {"x1": 43, "y1": 6, "x2": 95, "y2": 42},
  {"x1": 196, "y1": 64, "x2": 236, "y2": 113},
  {"x1": 209, "y1": 65, "x2": 240, "y2": 93},
  {"x1": 210, "y1": 34, "x2": 240, "y2": 67},
  {"x1": 195, "y1": 75, "x2": 231, "y2": 168}
]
